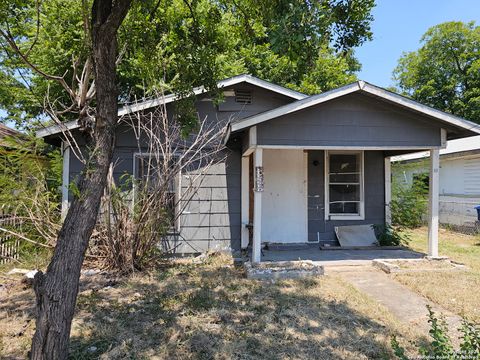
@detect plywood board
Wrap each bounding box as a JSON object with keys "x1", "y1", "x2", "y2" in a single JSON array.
[{"x1": 335, "y1": 224, "x2": 378, "y2": 247}]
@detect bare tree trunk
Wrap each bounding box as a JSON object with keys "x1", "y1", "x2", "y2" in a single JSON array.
[{"x1": 29, "y1": 1, "x2": 131, "y2": 359}]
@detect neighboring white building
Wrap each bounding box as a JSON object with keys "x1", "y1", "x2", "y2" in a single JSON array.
[{"x1": 392, "y1": 136, "x2": 480, "y2": 228}]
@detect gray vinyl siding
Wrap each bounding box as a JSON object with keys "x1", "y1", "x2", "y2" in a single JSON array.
[
  {"x1": 257, "y1": 93, "x2": 443, "y2": 148},
  {"x1": 307, "y1": 150, "x2": 385, "y2": 241},
  {"x1": 66, "y1": 82, "x2": 294, "y2": 254},
  {"x1": 307, "y1": 150, "x2": 326, "y2": 240},
  {"x1": 177, "y1": 148, "x2": 241, "y2": 253},
  {"x1": 173, "y1": 86, "x2": 292, "y2": 253}
]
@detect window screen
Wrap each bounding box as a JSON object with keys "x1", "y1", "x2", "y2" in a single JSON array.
[{"x1": 328, "y1": 153, "x2": 361, "y2": 215}]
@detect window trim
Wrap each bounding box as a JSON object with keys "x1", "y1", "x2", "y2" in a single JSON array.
[
  {"x1": 132, "y1": 152, "x2": 181, "y2": 233},
  {"x1": 324, "y1": 150, "x2": 365, "y2": 221}
]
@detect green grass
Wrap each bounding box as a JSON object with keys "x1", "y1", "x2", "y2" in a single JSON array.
[{"x1": 395, "y1": 227, "x2": 480, "y2": 322}]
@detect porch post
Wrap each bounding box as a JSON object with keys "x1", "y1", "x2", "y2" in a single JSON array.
[
  {"x1": 428, "y1": 148, "x2": 440, "y2": 257},
  {"x1": 252, "y1": 148, "x2": 263, "y2": 263},
  {"x1": 384, "y1": 157, "x2": 392, "y2": 225},
  {"x1": 241, "y1": 156, "x2": 250, "y2": 249}
]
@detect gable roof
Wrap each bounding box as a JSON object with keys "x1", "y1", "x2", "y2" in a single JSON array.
[
  {"x1": 0, "y1": 123, "x2": 20, "y2": 138},
  {"x1": 230, "y1": 81, "x2": 480, "y2": 138},
  {"x1": 36, "y1": 74, "x2": 306, "y2": 138},
  {"x1": 118, "y1": 74, "x2": 306, "y2": 116},
  {"x1": 0, "y1": 123, "x2": 23, "y2": 147}
]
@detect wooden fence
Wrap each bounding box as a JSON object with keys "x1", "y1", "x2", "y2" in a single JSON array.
[{"x1": 0, "y1": 209, "x2": 21, "y2": 264}]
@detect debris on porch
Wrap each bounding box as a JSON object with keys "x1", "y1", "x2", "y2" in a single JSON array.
[
  {"x1": 335, "y1": 224, "x2": 378, "y2": 247},
  {"x1": 244, "y1": 260, "x2": 324, "y2": 280},
  {"x1": 373, "y1": 258, "x2": 467, "y2": 274}
]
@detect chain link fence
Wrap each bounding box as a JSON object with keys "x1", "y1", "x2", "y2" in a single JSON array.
[{"x1": 438, "y1": 196, "x2": 480, "y2": 234}]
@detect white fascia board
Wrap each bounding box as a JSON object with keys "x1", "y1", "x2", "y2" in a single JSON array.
[
  {"x1": 231, "y1": 82, "x2": 361, "y2": 132},
  {"x1": 36, "y1": 120, "x2": 80, "y2": 138},
  {"x1": 118, "y1": 75, "x2": 306, "y2": 116},
  {"x1": 36, "y1": 74, "x2": 306, "y2": 138},
  {"x1": 361, "y1": 83, "x2": 480, "y2": 135},
  {"x1": 239, "y1": 75, "x2": 307, "y2": 100},
  {"x1": 117, "y1": 93, "x2": 177, "y2": 116},
  {"x1": 231, "y1": 80, "x2": 480, "y2": 135}
]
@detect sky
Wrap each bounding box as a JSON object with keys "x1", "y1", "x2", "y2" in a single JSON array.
[
  {"x1": 2, "y1": 1, "x2": 479, "y2": 127},
  {"x1": 356, "y1": 0, "x2": 480, "y2": 88}
]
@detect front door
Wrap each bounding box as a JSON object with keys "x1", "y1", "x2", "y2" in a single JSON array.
[{"x1": 261, "y1": 149, "x2": 308, "y2": 243}]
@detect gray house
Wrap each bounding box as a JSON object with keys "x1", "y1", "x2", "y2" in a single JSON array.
[{"x1": 38, "y1": 74, "x2": 480, "y2": 263}]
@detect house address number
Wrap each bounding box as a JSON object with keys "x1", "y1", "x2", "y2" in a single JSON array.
[{"x1": 254, "y1": 166, "x2": 264, "y2": 192}]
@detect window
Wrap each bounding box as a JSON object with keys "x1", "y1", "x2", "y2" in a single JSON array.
[
  {"x1": 133, "y1": 154, "x2": 178, "y2": 230},
  {"x1": 325, "y1": 151, "x2": 364, "y2": 220}
]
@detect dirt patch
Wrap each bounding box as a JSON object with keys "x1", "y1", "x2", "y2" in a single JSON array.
[
  {"x1": 1, "y1": 254, "x2": 424, "y2": 359},
  {"x1": 396, "y1": 227, "x2": 480, "y2": 323}
]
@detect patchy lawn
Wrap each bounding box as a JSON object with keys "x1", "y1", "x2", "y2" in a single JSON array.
[
  {"x1": 0, "y1": 254, "x2": 423, "y2": 359},
  {"x1": 396, "y1": 227, "x2": 480, "y2": 322}
]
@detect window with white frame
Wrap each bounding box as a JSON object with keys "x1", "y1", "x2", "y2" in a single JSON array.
[
  {"x1": 326, "y1": 151, "x2": 364, "y2": 220},
  {"x1": 133, "y1": 154, "x2": 178, "y2": 229}
]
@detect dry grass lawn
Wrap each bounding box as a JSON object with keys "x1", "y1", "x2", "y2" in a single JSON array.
[
  {"x1": 396, "y1": 227, "x2": 480, "y2": 322},
  {"x1": 0, "y1": 254, "x2": 425, "y2": 359}
]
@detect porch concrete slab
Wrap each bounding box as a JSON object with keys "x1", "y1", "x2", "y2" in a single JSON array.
[{"x1": 261, "y1": 248, "x2": 424, "y2": 266}]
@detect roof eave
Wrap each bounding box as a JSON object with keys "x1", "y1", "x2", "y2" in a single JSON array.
[
  {"x1": 360, "y1": 82, "x2": 480, "y2": 137},
  {"x1": 230, "y1": 80, "x2": 480, "y2": 137},
  {"x1": 36, "y1": 74, "x2": 307, "y2": 139},
  {"x1": 231, "y1": 82, "x2": 361, "y2": 132}
]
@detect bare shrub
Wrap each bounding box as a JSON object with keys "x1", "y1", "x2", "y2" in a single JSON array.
[{"x1": 88, "y1": 94, "x2": 228, "y2": 272}]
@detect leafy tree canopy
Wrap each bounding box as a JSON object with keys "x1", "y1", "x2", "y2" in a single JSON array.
[
  {"x1": 0, "y1": 0, "x2": 375, "y2": 129},
  {"x1": 393, "y1": 21, "x2": 480, "y2": 123}
]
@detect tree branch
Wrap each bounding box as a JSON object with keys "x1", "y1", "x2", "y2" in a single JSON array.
[
  {"x1": 0, "y1": 28, "x2": 76, "y2": 99},
  {"x1": 0, "y1": 226, "x2": 52, "y2": 248}
]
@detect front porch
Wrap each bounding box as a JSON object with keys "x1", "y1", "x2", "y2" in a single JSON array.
[
  {"x1": 241, "y1": 145, "x2": 441, "y2": 263},
  {"x1": 229, "y1": 82, "x2": 480, "y2": 264},
  {"x1": 260, "y1": 246, "x2": 424, "y2": 266}
]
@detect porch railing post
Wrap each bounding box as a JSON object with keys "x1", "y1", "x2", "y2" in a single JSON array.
[
  {"x1": 428, "y1": 148, "x2": 440, "y2": 257},
  {"x1": 241, "y1": 156, "x2": 250, "y2": 249},
  {"x1": 384, "y1": 157, "x2": 392, "y2": 225},
  {"x1": 252, "y1": 148, "x2": 263, "y2": 263}
]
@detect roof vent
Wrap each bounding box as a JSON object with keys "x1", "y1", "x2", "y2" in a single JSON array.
[{"x1": 235, "y1": 89, "x2": 252, "y2": 104}]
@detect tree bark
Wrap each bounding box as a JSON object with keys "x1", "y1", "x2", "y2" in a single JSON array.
[{"x1": 29, "y1": 1, "x2": 131, "y2": 359}]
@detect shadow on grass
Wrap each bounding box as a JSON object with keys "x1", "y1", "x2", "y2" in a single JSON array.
[{"x1": 68, "y1": 263, "x2": 403, "y2": 360}]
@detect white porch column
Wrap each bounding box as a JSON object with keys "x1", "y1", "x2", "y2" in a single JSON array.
[
  {"x1": 252, "y1": 148, "x2": 263, "y2": 263},
  {"x1": 428, "y1": 148, "x2": 440, "y2": 257},
  {"x1": 61, "y1": 142, "x2": 70, "y2": 220},
  {"x1": 241, "y1": 156, "x2": 250, "y2": 249},
  {"x1": 384, "y1": 157, "x2": 392, "y2": 225}
]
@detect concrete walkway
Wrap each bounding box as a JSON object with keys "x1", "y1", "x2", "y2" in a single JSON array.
[{"x1": 333, "y1": 266, "x2": 462, "y2": 336}]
